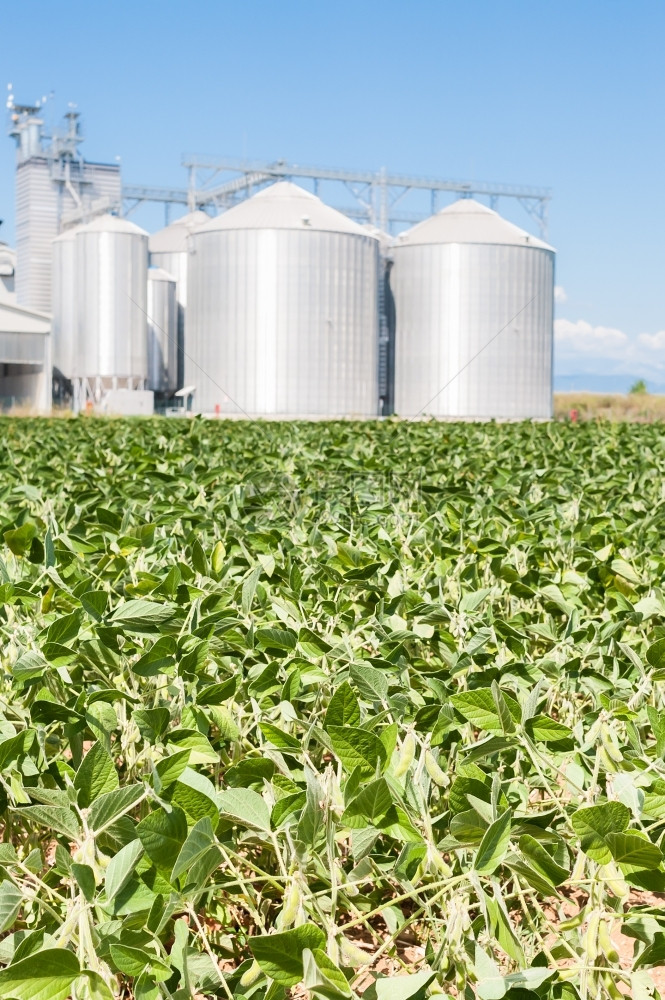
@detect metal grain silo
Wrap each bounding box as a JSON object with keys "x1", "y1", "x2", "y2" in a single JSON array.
[
  {"x1": 147, "y1": 267, "x2": 177, "y2": 393},
  {"x1": 74, "y1": 215, "x2": 148, "y2": 382},
  {"x1": 51, "y1": 225, "x2": 81, "y2": 380},
  {"x1": 149, "y1": 211, "x2": 208, "y2": 390},
  {"x1": 187, "y1": 182, "x2": 379, "y2": 416},
  {"x1": 392, "y1": 199, "x2": 554, "y2": 419}
]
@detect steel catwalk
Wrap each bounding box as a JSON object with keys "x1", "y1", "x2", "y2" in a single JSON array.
[
  {"x1": 392, "y1": 199, "x2": 554, "y2": 420},
  {"x1": 74, "y1": 215, "x2": 148, "y2": 381},
  {"x1": 187, "y1": 183, "x2": 379, "y2": 417},
  {"x1": 147, "y1": 267, "x2": 177, "y2": 393},
  {"x1": 362, "y1": 226, "x2": 396, "y2": 415}
]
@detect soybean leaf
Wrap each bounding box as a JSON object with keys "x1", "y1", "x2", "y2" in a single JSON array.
[
  {"x1": 0, "y1": 730, "x2": 35, "y2": 772},
  {"x1": 571, "y1": 802, "x2": 631, "y2": 863},
  {"x1": 255, "y1": 627, "x2": 297, "y2": 650},
  {"x1": 526, "y1": 715, "x2": 575, "y2": 744},
  {"x1": 154, "y1": 749, "x2": 191, "y2": 787},
  {"x1": 0, "y1": 879, "x2": 23, "y2": 932},
  {"x1": 74, "y1": 741, "x2": 119, "y2": 808},
  {"x1": 634, "y1": 932, "x2": 665, "y2": 970},
  {"x1": 505, "y1": 968, "x2": 556, "y2": 990},
  {"x1": 474, "y1": 810, "x2": 512, "y2": 875},
  {"x1": 304, "y1": 947, "x2": 353, "y2": 997},
  {"x1": 0, "y1": 948, "x2": 80, "y2": 1000},
  {"x1": 79, "y1": 971, "x2": 115, "y2": 1000},
  {"x1": 90, "y1": 785, "x2": 145, "y2": 833},
  {"x1": 15, "y1": 806, "x2": 80, "y2": 841},
  {"x1": 133, "y1": 708, "x2": 170, "y2": 742},
  {"x1": 137, "y1": 806, "x2": 188, "y2": 870},
  {"x1": 349, "y1": 663, "x2": 389, "y2": 703},
  {"x1": 491, "y1": 681, "x2": 515, "y2": 735},
  {"x1": 374, "y1": 968, "x2": 436, "y2": 1000},
  {"x1": 171, "y1": 816, "x2": 215, "y2": 882},
  {"x1": 260, "y1": 722, "x2": 302, "y2": 753},
  {"x1": 105, "y1": 839, "x2": 145, "y2": 902},
  {"x1": 606, "y1": 832, "x2": 663, "y2": 870},
  {"x1": 80, "y1": 590, "x2": 108, "y2": 621},
  {"x1": 519, "y1": 834, "x2": 569, "y2": 885},
  {"x1": 250, "y1": 924, "x2": 326, "y2": 986},
  {"x1": 172, "y1": 768, "x2": 219, "y2": 824},
  {"x1": 342, "y1": 778, "x2": 394, "y2": 828},
  {"x1": 473, "y1": 946, "x2": 505, "y2": 1000},
  {"x1": 110, "y1": 944, "x2": 172, "y2": 981},
  {"x1": 328, "y1": 726, "x2": 386, "y2": 776},
  {"x1": 3, "y1": 523, "x2": 37, "y2": 557},
  {"x1": 647, "y1": 639, "x2": 665, "y2": 670},
  {"x1": 132, "y1": 636, "x2": 176, "y2": 677},
  {"x1": 166, "y1": 729, "x2": 218, "y2": 765},
  {"x1": 109, "y1": 599, "x2": 176, "y2": 633},
  {"x1": 324, "y1": 682, "x2": 361, "y2": 730},
  {"x1": 217, "y1": 787, "x2": 271, "y2": 833},
  {"x1": 451, "y1": 689, "x2": 521, "y2": 735}
]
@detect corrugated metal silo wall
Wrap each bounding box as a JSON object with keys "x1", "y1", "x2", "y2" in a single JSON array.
[
  {"x1": 51, "y1": 234, "x2": 76, "y2": 378},
  {"x1": 393, "y1": 243, "x2": 554, "y2": 419},
  {"x1": 75, "y1": 229, "x2": 148, "y2": 380},
  {"x1": 149, "y1": 249, "x2": 187, "y2": 390},
  {"x1": 15, "y1": 158, "x2": 121, "y2": 312},
  {"x1": 147, "y1": 273, "x2": 177, "y2": 393},
  {"x1": 187, "y1": 229, "x2": 379, "y2": 417}
]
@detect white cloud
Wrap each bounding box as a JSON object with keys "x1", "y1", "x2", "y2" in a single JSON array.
[
  {"x1": 638, "y1": 330, "x2": 665, "y2": 351},
  {"x1": 554, "y1": 285, "x2": 567, "y2": 304},
  {"x1": 554, "y1": 318, "x2": 665, "y2": 377},
  {"x1": 554, "y1": 318, "x2": 628, "y2": 355}
]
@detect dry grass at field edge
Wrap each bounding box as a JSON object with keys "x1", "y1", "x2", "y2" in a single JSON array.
[
  {"x1": 554, "y1": 391, "x2": 665, "y2": 422},
  {"x1": 5, "y1": 393, "x2": 665, "y2": 423}
]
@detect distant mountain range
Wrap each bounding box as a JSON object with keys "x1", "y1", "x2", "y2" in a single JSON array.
[{"x1": 554, "y1": 374, "x2": 665, "y2": 394}]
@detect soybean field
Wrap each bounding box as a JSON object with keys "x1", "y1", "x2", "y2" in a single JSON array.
[{"x1": 1, "y1": 417, "x2": 665, "y2": 1000}]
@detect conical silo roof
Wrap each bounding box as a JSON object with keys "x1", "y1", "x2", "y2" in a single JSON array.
[
  {"x1": 149, "y1": 211, "x2": 209, "y2": 253},
  {"x1": 148, "y1": 266, "x2": 176, "y2": 282},
  {"x1": 0, "y1": 242, "x2": 16, "y2": 275},
  {"x1": 78, "y1": 214, "x2": 148, "y2": 237},
  {"x1": 53, "y1": 224, "x2": 84, "y2": 245},
  {"x1": 196, "y1": 181, "x2": 374, "y2": 237},
  {"x1": 362, "y1": 223, "x2": 394, "y2": 249},
  {"x1": 397, "y1": 198, "x2": 553, "y2": 250}
]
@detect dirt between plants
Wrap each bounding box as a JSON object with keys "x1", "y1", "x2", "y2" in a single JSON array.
[
  {"x1": 211, "y1": 889, "x2": 665, "y2": 1000},
  {"x1": 545, "y1": 888, "x2": 665, "y2": 997},
  {"x1": 611, "y1": 890, "x2": 665, "y2": 996},
  {"x1": 288, "y1": 943, "x2": 427, "y2": 998}
]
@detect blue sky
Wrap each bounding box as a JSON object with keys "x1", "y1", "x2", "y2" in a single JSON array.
[{"x1": 2, "y1": 0, "x2": 664, "y2": 381}]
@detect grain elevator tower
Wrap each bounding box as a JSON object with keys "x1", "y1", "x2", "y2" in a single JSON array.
[{"x1": 6, "y1": 88, "x2": 121, "y2": 312}]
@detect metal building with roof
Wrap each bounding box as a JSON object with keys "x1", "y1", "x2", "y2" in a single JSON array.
[{"x1": 0, "y1": 242, "x2": 51, "y2": 412}]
